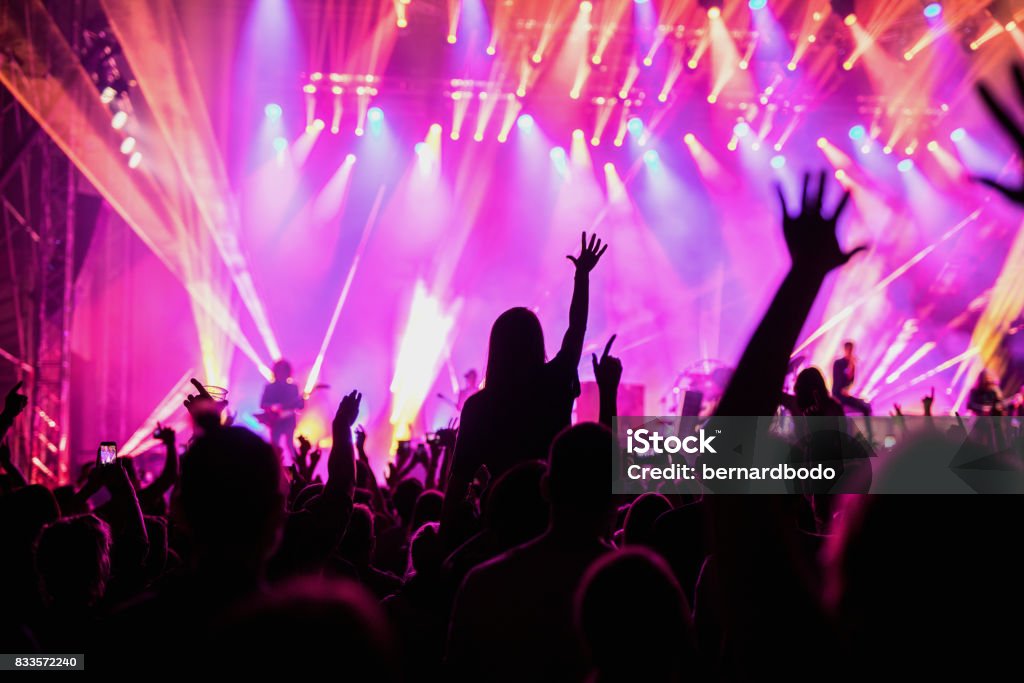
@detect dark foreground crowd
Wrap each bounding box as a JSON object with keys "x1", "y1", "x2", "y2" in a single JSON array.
[{"x1": 3, "y1": 69, "x2": 1024, "y2": 680}]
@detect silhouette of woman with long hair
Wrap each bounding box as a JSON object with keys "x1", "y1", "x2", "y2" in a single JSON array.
[{"x1": 441, "y1": 232, "x2": 607, "y2": 547}]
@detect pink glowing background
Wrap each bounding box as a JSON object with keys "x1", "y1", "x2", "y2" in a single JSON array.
[{"x1": 10, "y1": 0, "x2": 1018, "y2": 476}]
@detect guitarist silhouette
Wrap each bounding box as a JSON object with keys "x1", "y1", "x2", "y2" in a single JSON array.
[{"x1": 259, "y1": 359, "x2": 304, "y2": 459}]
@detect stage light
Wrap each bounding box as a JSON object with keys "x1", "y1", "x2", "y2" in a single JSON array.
[
  {"x1": 474, "y1": 131, "x2": 484, "y2": 142},
  {"x1": 265, "y1": 103, "x2": 283, "y2": 121},
  {"x1": 355, "y1": 127, "x2": 364, "y2": 137},
  {"x1": 786, "y1": 62, "x2": 797, "y2": 71},
  {"x1": 573, "y1": 128, "x2": 585, "y2": 141},
  {"x1": 368, "y1": 107, "x2": 384, "y2": 123},
  {"x1": 770, "y1": 155, "x2": 786, "y2": 169},
  {"x1": 550, "y1": 146, "x2": 567, "y2": 162},
  {"x1": 707, "y1": 94, "x2": 718, "y2": 104},
  {"x1": 807, "y1": 34, "x2": 817, "y2": 43},
  {"x1": 643, "y1": 149, "x2": 660, "y2": 166},
  {"x1": 272, "y1": 136, "x2": 288, "y2": 153},
  {"x1": 950, "y1": 127, "x2": 966, "y2": 142},
  {"x1": 844, "y1": 14, "x2": 857, "y2": 26},
  {"x1": 517, "y1": 114, "x2": 535, "y2": 132},
  {"x1": 749, "y1": 0, "x2": 767, "y2": 9},
  {"x1": 643, "y1": 56, "x2": 654, "y2": 67},
  {"x1": 312, "y1": 118, "x2": 326, "y2": 131},
  {"x1": 580, "y1": 1, "x2": 592, "y2": 12},
  {"x1": 707, "y1": 7, "x2": 721, "y2": 19},
  {"x1": 849, "y1": 124, "x2": 866, "y2": 140},
  {"x1": 684, "y1": 133, "x2": 696, "y2": 144},
  {"x1": 128, "y1": 151, "x2": 142, "y2": 169},
  {"x1": 532, "y1": 52, "x2": 543, "y2": 64},
  {"x1": 897, "y1": 159, "x2": 914, "y2": 173},
  {"x1": 604, "y1": 162, "x2": 615, "y2": 172},
  {"x1": 119, "y1": 137, "x2": 135, "y2": 155},
  {"x1": 835, "y1": 169, "x2": 847, "y2": 181},
  {"x1": 487, "y1": 45, "x2": 496, "y2": 55},
  {"x1": 816, "y1": 137, "x2": 827, "y2": 148},
  {"x1": 397, "y1": 17, "x2": 408, "y2": 28},
  {"x1": 303, "y1": 84, "x2": 316, "y2": 94},
  {"x1": 447, "y1": 34, "x2": 457, "y2": 44},
  {"x1": 883, "y1": 145, "x2": 893, "y2": 154},
  {"x1": 346, "y1": 153, "x2": 356, "y2": 164},
  {"x1": 924, "y1": 3, "x2": 941, "y2": 19},
  {"x1": 927, "y1": 140, "x2": 939, "y2": 152},
  {"x1": 733, "y1": 121, "x2": 751, "y2": 138},
  {"x1": 111, "y1": 111, "x2": 128, "y2": 129},
  {"x1": 414, "y1": 142, "x2": 426, "y2": 155}
]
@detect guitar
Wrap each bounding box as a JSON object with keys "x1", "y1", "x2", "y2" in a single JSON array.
[{"x1": 254, "y1": 384, "x2": 329, "y2": 430}]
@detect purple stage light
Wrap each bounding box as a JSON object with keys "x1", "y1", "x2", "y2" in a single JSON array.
[
  {"x1": 272, "y1": 136, "x2": 287, "y2": 153},
  {"x1": 923, "y1": 3, "x2": 941, "y2": 19},
  {"x1": 897, "y1": 159, "x2": 914, "y2": 173},
  {"x1": 627, "y1": 117, "x2": 644, "y2": 136},
  {"x1": 770, "y1": 155, "x2": 785, "y2": 169},
  {"x1": 264, "y1": 103, "x2": 283, "y2": 121},
  {"x1": 368, "y1": 107, "x2": 384, "y2": 123},
  {"x1": 849, "y1": 124, "x2": 866, "y2": 140},
  {"x1": 950, "y1": 128, "x2": 966, "y2": 142},
  {"x1": 749, "y1": 0, "x2": 767, "y2": 9},
  {"x1": 517, "y1": 114, "x2": 535, "y2": 132}
]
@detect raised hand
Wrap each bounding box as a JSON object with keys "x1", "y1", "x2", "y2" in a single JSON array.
[
  {"x1": 332, "y1": 390, "x2": 362, "y2": 437},
  {"x1": 436, "y1": 418, "x2": 458, "y2": 453},
  {"x1": 153, "y1": 422, "x2": 175, "y2": 445},
  {"x1": 3, "y1": 381, "x2": 28, "y2": 419},
  {"x1": 777, "y1": 172, "x2": 866, "y2": 276},
  {"x1": 297, "y1": 434, "x2": 312, "y2": 458},
  {"x1": 974, "y1": 64, "x2": 1024, "y2": 206},
  {"x1": 567, "y1": 231, "x2": 608, "y2": 274},
  {"x1": 354, "y1": 425, "x2": 367, "y2": 457},
  {"x1": 922, "y1": 387, "x2": 935, "y2": 416},
  {"x1": 183, "y1": 378, "x2": 228, "y2": 430},
  {"x1": 592, "y1": 335, "x2": 622, "y2": 395}
]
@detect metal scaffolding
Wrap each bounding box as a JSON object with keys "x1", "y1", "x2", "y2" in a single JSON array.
[{"x1": 0, "y1": 0, "x2": 81, "y2": 485}]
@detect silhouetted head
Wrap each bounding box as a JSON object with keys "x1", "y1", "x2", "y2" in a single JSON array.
[
  {"x1": 393, "y1": 479, "x2": 424, "y2": 527},
  {"x1": 408, "y1": 522, "x2": 443, "y2": 577},
  {"x1": 272, "y1": 359, "x2": 292, "y2": 382},
  {"x1": 178, "y1": 427, "x2": 284, "y2": 574},
  {"x1": 338, "y1": 503, "x2": 375, "y2": 565},
  {"x1": 576, "y1": 548, "x2": 693, "y2": 682},
  {"x1": 485, "y1": 307, "x2": 546, "y2": 392},
  {"x1": 974, "y1": 369, "x2": 995, "y2": 390},
  {"x1": 465, "y1": 368, "x2": 478, "y2": 385},
  {"x1": 213, "y1": 576, "x2": 397, "y2": 680},
  {"x1": 545, "y1": 423, "x2": 614, "y2": 535},
  {"x1": 795, "y1": 367, "x2": 830, "y2": 413},
  {"x1": 623, "y1": 493, "x2": 672, "y2": 548},
  {"x1": 410, "y1": 489, "x2": 443, "y2": 531},
  {"x1": 34, "y1": 514, "x2": 111, "y2": 609},
  {"x1": 483, "y1": 460, "x2": 548, "y2": 547},
  {"x1": 843, "y1": 341, "x2": 854, "y2": 357}
]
